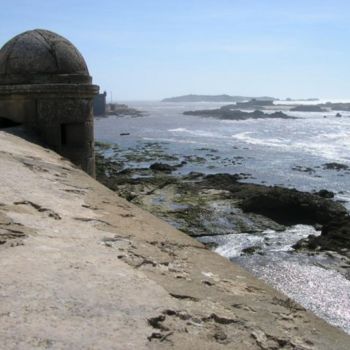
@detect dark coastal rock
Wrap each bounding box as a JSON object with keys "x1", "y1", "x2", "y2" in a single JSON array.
[
  {"x1": 203, "y1": 173, "x2": 243, "y2": 185},
  {"x1": 197, "y1": 174, "x2": 345, "y2": 227},
  {"x1": 329, "y1": 103, "x2": 350, "y2": 111},
  {"x1": 322, "y1": 162, "x2": 349, "y2": 171},
  {"x1": 184, "y1": 171, "x2": 204, "y2": 180},
  {"x1": 291, "y1": 165, "x2": 315, "y2": 174},
  {"x1": 294, "y1": 217, "x2": 350, "y2": 257},
  {"x1": 241, "y1": 246, "x2": 260, "y2": 255},
  {"x1": 215, "y1": 99, "x2": 275, "y2": 110},
  {"x1": 317, "y1": 189, "x2": 335, "y2": 199},
  {"x1": 150, "y1": 161, "x2": 186, "y2": 172},
  {"x1": 150, "y1": 162, "x2": 175, "y2": 172},
  {"x1": 282, "y1": 101, "x2": 350, "y2": 112},
  {"x1": 237, "y1": 186, "x2": 347, "y2": 226},
  {"x1": 290, "y1": 105, "x2": 326, "y2": 112},
  {"x1": 183, "y1": 108, "x2": 296, "y2": 121},
  {"x1": 95, "y1": 148, "x2": 350, "y2": 259},
  {"x1": 317, "y1": 217, "x2": 350, "y2": 252},
  {"x1": 235, "y1": 99, "x2": 274, "y2": 108}
]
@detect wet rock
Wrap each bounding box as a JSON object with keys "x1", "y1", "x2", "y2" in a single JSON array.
[
  {"x1": 95, "y1": 148, "x2": 350, "y2": 260},
  {"x1": 95, "y1": 141, "x2": 113, "y2": 150},
  {"x1": 322, "y1": 162, "x2": 349, "y2": 171},
  {"x1": 292, "y1": 165, "x2": 315, "y2": 174},
  {"x1": 204, "y1": 173, "x2": 243, "y2": 185},
  {"x1": 317, "y1": 189, "x2": 335, "y2": 199},
  {"x1": 150, "y1": 161, "x2": 186, "y2": 172},
  {"x1": 183, "y1": 109, "x2": 296, "y2": 120},
  {"x1": 238, "y1": 186, "x2": 347, "y2": 226},
  {"x1": 292, "y1": 235, "x2": 319, "y2": 251},
  {"x1": 297, "y1": 217, "x2": 350, "y2": 257},
  {"x1": 241, "y1": 246, "x2": 259, "y2": 255},
  {"x1": 95, "y1": 153, "x2": 124, "y2": 179},
  {"x1": 150, "y1": 163, "x2": 175, "y2": 172},
  {"x1": 184, "y1": 172, "x2": 204, "y2": 180},
  {"x1": 290, "y1": 105, "x2": 326, "y2": 112}
]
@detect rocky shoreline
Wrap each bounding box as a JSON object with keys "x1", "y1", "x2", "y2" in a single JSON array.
[
  {"x1": 3, "y1": 130, "x2": 350, "y2": 348},
  {"x1": 102, "y1": 103, "x2": 145, "y2": 117},
  {"x1": 182, "y1": 100, "x2": 350, "y2": 117},
  {"x1": 183, "y1": 107, "x2": 295, "y2": 120},
  {"x1": 95, "y1": 142, "x2": 350, "y2": 277}
]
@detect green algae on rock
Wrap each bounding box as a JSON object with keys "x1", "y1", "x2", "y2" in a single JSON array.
[{"x1": 95, "y1": 145, "x2": 349, "y2": 258}]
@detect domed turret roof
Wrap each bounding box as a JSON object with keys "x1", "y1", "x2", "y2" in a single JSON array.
[{"x1": 0, "y1": 29, "x2": 91, "y2": 85}]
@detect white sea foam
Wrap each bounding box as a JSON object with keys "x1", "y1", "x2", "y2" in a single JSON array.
[
  {"x1": 201, "y1": 224, "x2": 350, "y2": 334},
  {"x1": 168, "y1": 127, "x2": 189, "y2": 132},
  {"x1": 231, "y1": 132, "x2": 291, "y2": 148},
  {"x1": 168, "y1": 127, "x2": 228, "y2": 139},
  {"x1": 292, "y1": 141, "x2": 350, "y2": 162},
  {"x1": 211, "y1": 225, "x2": 319, "y2": 259},
  {"x1": 142, "y1": 137, "x2": 200, "y2": 144},
  {"x1": 231, "y1": 130, "x2": 350, "y2": 162},
  {"x1": 214, "y1": 234, "x2": 263, "y2": 258}
]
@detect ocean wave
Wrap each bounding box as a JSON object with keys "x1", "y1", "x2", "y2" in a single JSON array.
[
  {"x1": 168, "y1": 127, "x2": 228, "y2": 139},
  {"x1": 142, "y1": 137, "x2": 200, "y2": 144},
  {"x1": 231, "y1": 131, "x2": 350, "y2": 162},
  {"x1": 231, "y1": 132, "x2": 290, "y2": 148},
  {"x1": 168, "y1": 127, "x2": 189, "y2": 132}
]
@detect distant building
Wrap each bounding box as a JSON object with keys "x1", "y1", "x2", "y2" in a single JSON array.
[{"x1": 93, "y1": 91, "x2": 107, "y2": 116}]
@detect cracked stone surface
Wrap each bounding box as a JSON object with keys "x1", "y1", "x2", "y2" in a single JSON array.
[{"x1": 0, "y1": 129, "x2": 349, "y2": 349}]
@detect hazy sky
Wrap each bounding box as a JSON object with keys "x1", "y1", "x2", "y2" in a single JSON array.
[{"x1": 1, "y1": 0, "x2": 350, "y2": 100}]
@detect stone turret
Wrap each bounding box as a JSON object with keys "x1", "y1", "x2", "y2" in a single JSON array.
[{"x1": 0, "y1": 29, "x2": 99, "y2": 176}]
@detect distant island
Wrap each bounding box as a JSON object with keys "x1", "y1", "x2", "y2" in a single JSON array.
[
  {"x1": 162, "y1": 94, "x2": 277, "y2": 103},
  {"x1": 183, "y1": 107, "x2": 296, "y2": 120}
]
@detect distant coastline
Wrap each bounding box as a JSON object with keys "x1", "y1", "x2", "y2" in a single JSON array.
[
  {"x1": 162, "y1": 94, "x2": 277, "y2": 103},
  {"x1": 183, "y1": 108, "x2": 296, "y2": 120}
]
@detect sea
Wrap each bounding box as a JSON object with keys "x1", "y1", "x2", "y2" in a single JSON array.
[{"x1": 95, "y1": 100, "x2": 350, "y2": 334}]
